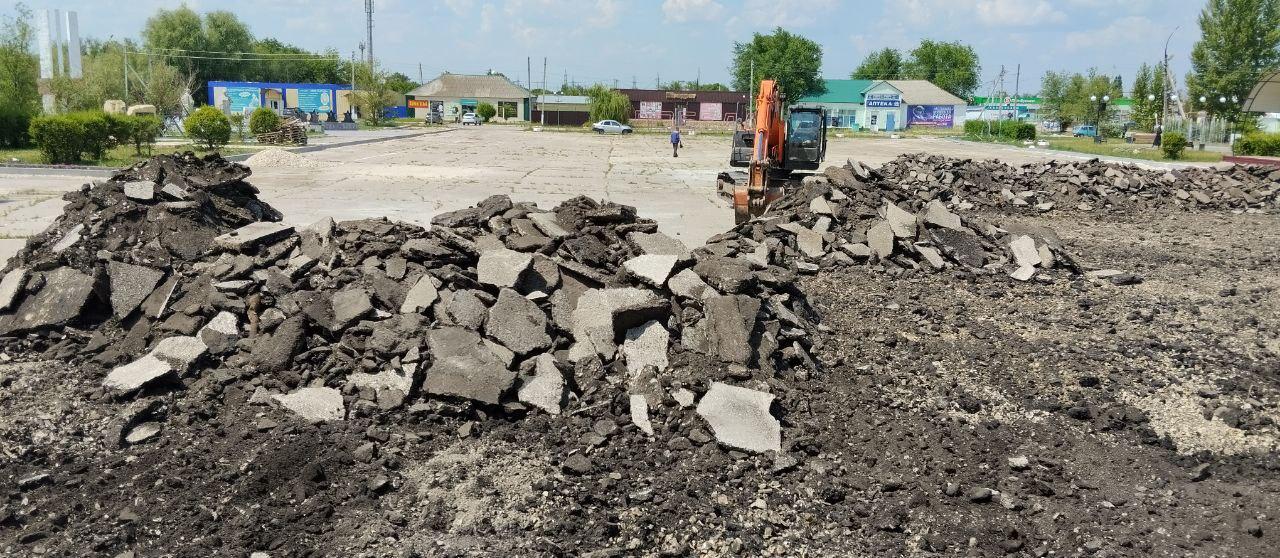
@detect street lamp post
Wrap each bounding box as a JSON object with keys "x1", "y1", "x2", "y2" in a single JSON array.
[
  {"x1": 1090, "y1": 94, "x2": 1109, "y2": 144},
  {"x1": 1161, "y1": 26, "x2": 1179, "y2": 129}
]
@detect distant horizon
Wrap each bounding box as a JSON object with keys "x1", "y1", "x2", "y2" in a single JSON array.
[{"x1": 18, "y1": 0, "x2": 1205, "y2": 96}]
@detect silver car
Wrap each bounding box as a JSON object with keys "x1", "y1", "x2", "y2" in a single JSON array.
[{"x1": 592, "y1": 120, "x2": 633, "y2": 134}]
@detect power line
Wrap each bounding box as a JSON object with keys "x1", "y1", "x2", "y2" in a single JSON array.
[
  {"x1": 135, "y1": 46, "x2": 339, "y2": 57},
  {"x1": 126, "y1": 50, "x2": 340, "y2": 61}
]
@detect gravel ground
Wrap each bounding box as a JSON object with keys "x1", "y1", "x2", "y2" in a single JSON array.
[{"x1": 1, "y1": 203, "x2": 1278, "y2": 557}]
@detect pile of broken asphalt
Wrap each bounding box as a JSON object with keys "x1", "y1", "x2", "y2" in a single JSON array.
[{"x1": 0, "y1": 152, "x2": 1277, "y2": 556}]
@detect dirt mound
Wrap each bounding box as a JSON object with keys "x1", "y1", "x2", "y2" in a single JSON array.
[{"x1": 871, "y1": 153, "x2": 1280, "y2": 212}]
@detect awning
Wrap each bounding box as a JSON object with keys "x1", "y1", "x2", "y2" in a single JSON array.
[{"x1": 1243, "y1": 68, "x2": 1280, "y2": 113}]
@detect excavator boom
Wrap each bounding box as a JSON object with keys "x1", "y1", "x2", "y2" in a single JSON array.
[{"x1": 728, "y1": 80, "x2": 827, "y2": 223}]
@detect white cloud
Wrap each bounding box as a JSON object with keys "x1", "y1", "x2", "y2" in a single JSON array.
[
  {"x1": 1064, "y1": 15, "x2": 1154, "y2": 51},
  {"x1": 743, "y1": 0, "x2": 837, "y2": 27},
  {"x1": 662, "y1": 0, "x2": 725, "y2": 23},
  {"x1": 974, "y1": 0, "x2": 1066, "y2": 25},
  {"x1": 589, "y1": 0, "x2": 623, "y2": 27},
  {"x1": 480, "y1": 3, "x2": 496, "y2": 32}
]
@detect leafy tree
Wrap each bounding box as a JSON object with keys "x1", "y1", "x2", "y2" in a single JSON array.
[
  {"x1": 144, "y1": 7, "x2": 254, "y2": 101},
  {"x1": 129, "y1": 114, "x2": 164, "y2": 155},
  {"x1": 1130, "y1": 63, "x2": 1160, "y2": 131},
  {"x1": 904, "y1": 40, "x2": 980, "y2": 99},
  {"x1": 1111, "y1": 75, "x2": 1123, "y2": 97},
  {"x1": 730, "y1": 27, "x2": 824, "y2": 102},
  {"x1": 851, "y1": 48, "x2": 905, "y2": 80},
  {"x1": 201, "y1": 11, "x2": 253, "y2": 81},
  {"x1": 586, "y1": 85, "x2": 631, "y2": 123},
  {"x1": 476, "y1": 102, "x2": 496, "y2": 122},
  {"x1": 0, "y1": 3, "x2": 39, "y2": 146},
  {"x1": 184, "y1": 105, "x2": 231, "y2": 149},
  {"x1": 1186, "y1": 0, "x2": 1280, "y2": 120},
  {"x1": 385, "y1": 72, "x2": 418, "y2": 95},
  {"x1": 248, "y1": 107, "x2": 280, "y2": 135},
  {"x1": 1039, "y1": 69, "x2": 1118, "y2": 130},
  {"x1": 350, "y1": 64, "x2": 399, "y2": 125}
]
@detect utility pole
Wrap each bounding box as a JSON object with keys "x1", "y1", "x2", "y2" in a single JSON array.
[
  {"x1": 1161, "y1": 26, "x2": 1179, "y2": 128},
  {"x1": 1013, "y1": 64, "x2": 1020, "y2": 119},
  {"x1": 418, "y1": 62, "x2": 423, "y2": 83},
  {"x1": 527, "y1": 56, "x2": 531, "y2": 92},
  {"x1": 541, "y1": 57, "x2": 547, "y2": 126},
  {"x1": 350, "y1": 51, "x2": 357, "y2": 119},
  {"x1": 364, "y1": 0, "x2": 375, "y2": 66},
  {"x1": 695, "y1": 67, "x2": 700, "y2": 89},
  {"x1": 656, "y1": 73, "x2": 660, "y2": 89}
]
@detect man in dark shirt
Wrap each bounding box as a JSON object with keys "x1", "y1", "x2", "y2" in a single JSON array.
[{"x1": 670, "y1": 129, "x2": 682, "y2": 158}]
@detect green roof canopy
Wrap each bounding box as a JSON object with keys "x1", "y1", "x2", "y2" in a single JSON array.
[{"x1": 797, "y1": 79, "x2": 875, "y2": 104}]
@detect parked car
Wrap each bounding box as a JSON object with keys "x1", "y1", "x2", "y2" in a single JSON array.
[
  {"x1": 592, "y1": 120, "x2": 633, "y2": 134},
  {"x1": 1071, "y1": 125, "x2": 1098, "y2": 138},
  {"x1": 425, "y1": 111, "x2": 443, "y2": 124},
  {"x1": 461, "y1": 113, "x2": 481, "y2": 126}
]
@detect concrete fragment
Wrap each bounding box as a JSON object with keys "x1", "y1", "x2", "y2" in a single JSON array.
[
  {"x1": 915, "y1": 245, "x2": 946, "y2": 269},
  {"x1": 425, "y1": 355, "x2": 515, "y2": 405},
  {"x1": 629, "y1": 231, "x2": 689, "y2": 257},
  {"x1": 160, "y1": 183, "x2": 190, "y2": 200},
  {"x1": 123, "y1": 422, "x2": 162, "y2": 444},
  {"x1": 123, "y1": 181, "x2": 155, "y2": 201},
  {"x1": 622, "y1": 320, "x2": 670, "y2": 374},
  {"x1": 107, "y1": 261, "x2": 165, "y2": 319},
  {"x1": 528, "y1": 211, "x2": 569, "y2": 238},
  {"x1": 400, "y1": 274, "x2": 439, "y2": 313},
  {"x1": 443, "y1": 289, "x2": 488, "y2": 329},
  {"x1": 667, "y1": 269, "x2": 716, "y2": 300},
  {"x1": 0, "y1": 268, "x2": 28, "y2": 311},
  {"x1": 841, "y1": 243, "x2": 872, "y2": 258},
  {"x1": 568, "y1": 288, "x2": 666, "y2": 362},
  {"x1": 630, "y1": 394, "x2": 654, "y2": 435},
  {"x1": 274, "y1": 387, "x2": 345, "y2": 423},
  {"x1": 50, "y1": 224, "x2": 83, "y2": 253},
  {"x1": 884, "y1": 203, "x2": 917, "y2": 238},
  {"x1": 485, "y1": 288, "x2": 551, "y2": 355},
  {"x1": 688, "y1": 295, "x2": 760, "y2": 365},
  {"x1": 809, "y1": 196, "x2": 833, "y2": 215},
  {"x1": 671, "y1": 388, "x2": 696, "y2": 408},
  {"x1": 923, "y1": 200, "x2": 963, "y2": 230},
  {"x1": 623, "y1": 254, "x2": 679, "y2": 286},
  {"x1": 0, "y1": 267, "x2": 94, "y2": 334},
  {"x1": 1010, "y1": 265, "x2": 1036, "y2": 281},
  {"x1": 104, "y1": 354, "x2": 175, "y2": 392},
  {"x1": 331, "y1": 289, "x2": 373, "y2": 329},
  {"x1": 199, "y1": 311, "x2": 240, "y2": 353},
  {"x1": 214, "y1": 222, "x2": 294, "y2": 252},
  {"x1": 1008, "y1": 235, "x2": 1042, "y2": 269},
  {"x1": 517, "y1": 353, "x2": 564, "y2": 414},
  {"x1": 519, "y1": 253, "x2": 562, "y2": 294},
  {"x1": 696, "y1": 382, "x2": 781, "y2": 453},
  {"x1": 477, "y1": 248, "x2": 532, "y2": 288},
  {"x1": 151, "y1": 335, "x2": 208, "y2": 370},
  {"x1": 867, "y1": 221, "x2": 894, "y2": 260}
]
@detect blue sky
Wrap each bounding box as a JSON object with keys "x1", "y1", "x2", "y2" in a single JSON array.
[{"x1": 21, "y1": 0, "x2": 1206, "y2": 95}]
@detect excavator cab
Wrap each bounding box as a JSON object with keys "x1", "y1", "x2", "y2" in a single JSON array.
[{"x1": 783, "y1": 108, "x2": 827, "y2": 171}]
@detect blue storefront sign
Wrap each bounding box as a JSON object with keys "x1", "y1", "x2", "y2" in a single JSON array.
[
  {"x1": 865, "y1": 93, "x2": 901, "y2": 108},
  {"x1": 224, "y1": 86, "x2": 261, "y2": 113},
  {"x1": 297, "y1": 88, "x2": 334, "y2": 113}
]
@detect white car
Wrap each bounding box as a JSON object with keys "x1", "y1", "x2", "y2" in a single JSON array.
[
  {"x1": 461, "y1": 113, "x2": 481, "y2": 126},
  {"x1": 592, "y1": 120, "x2": 633, "y2": 134}
]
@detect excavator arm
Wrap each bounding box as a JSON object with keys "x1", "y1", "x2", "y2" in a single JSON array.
[{"x1": 733, "y1": 80, "x2": 788, "y2": 224}]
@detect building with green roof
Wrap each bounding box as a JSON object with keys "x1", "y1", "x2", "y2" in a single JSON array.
[{"x1": 796, "y1": 79, "x2": 967, "y2": 131}]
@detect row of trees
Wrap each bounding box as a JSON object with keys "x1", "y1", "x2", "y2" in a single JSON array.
[{"x1": 850, "y1": 41, "x2": 981, "y2": 100}]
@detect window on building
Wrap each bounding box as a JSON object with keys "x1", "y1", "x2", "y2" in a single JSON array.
[{"x1": 497, "y1": 101, "x2": 518, "y2": 119}]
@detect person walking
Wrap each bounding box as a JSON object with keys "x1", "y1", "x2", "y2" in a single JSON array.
[
  {"x1": 671, "y1": 128, "x2": 682, "y2": 158},
  {"x1": 1152, "y1": 123, "x2": 1163, "y2": 147}
]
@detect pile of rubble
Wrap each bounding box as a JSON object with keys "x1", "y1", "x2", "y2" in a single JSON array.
[
  {"x1": 869, "y1": 153, "x2": 1280, "y2": 212},
  {"x1": 712, "y1": 161, "x2": 1082, "y2": 282},
  {"x1": 0, "y1": 154, "x2": 822, "y2": 454}
]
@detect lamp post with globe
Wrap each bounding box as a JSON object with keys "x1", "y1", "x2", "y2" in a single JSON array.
[{"x1": 1089, "y1": 94, "x2": 1110, "y2": 143}]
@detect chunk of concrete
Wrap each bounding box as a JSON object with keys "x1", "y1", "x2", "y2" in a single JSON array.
[
  {"x1": 1008, "y1": 235, "x2": 1042, "y2": 269},
  {"x1": 331, "y1": 289, "x2": 373, "y2": 329},
  {"x1": 214, "y1": 222, "x2": 294, "y2": 252},
  {"x1": 629, "y1": 231, "x2": 689, "y2": 257},
  {"x1": 274, "y1": 387, "x2": 345, "y2": 423},
  {"x1": 151, "y1": 335, "x2": 209, "y2": 371},
  {"x1": 528, "y1": 211, "x2": 570, "y2": 239},
  {"x1": 0, "y1": 267, "x2": 28, "y2": 311},
  {"x1": 50, "y1": 224, "x2": 83, "y2": 253},
  {"x1": 1010, "y1": 265, "x2": 1036, "y2": 282},
  {"x1": 519, "y1": 253, "x2": 561, "y2": 294},
  {"x1": 884, "y1": 203, "x2": 917, "y2": 238},
  {"x1": 477, "y1": 248, "x2": 533, "y2": 288},
  {"x1": 667, "y1": 268, "x2": 716, "y2": 300},
  {"x1": 199, "y1": 311, "x2": 240, "y2": 354},
  {"x1": 107, "y1": 261, "x2": 166, "y2": 319},
  {"x1": 687, "y1": 295, "x2": 760, "y2": 365},
  {"x1": 622, "y1": 320, "x2": 670, "y2": 374},
  {"x1": 568, "y1": 288, "x2": 667, "y2": 362},
  {"x1": 867, "y1": 221, "x2": 894, "y2": 260},
  {"x1": 400, "y1": 274, "x2": 439, "y2": 314},
  {"x1": 809, "y1": 196, "x2": 833, "y2": 215},
  {"x1": 425, "y1": 355, "x2": 515, "y2": 405},
  {"x1": 696, "y1": 382, "x2": 781, "y2": 453},
  {"x1": 443, "y1": 289, "x2": 488, "y2": 329},
  {"x1": 915, "y1": 245, "x2": 946, "y2": 269},
  {"x1": 160, "y1": 183, "x2": 190, "y2": 200},
  {"x1": 485, "y1": 288, "x2": 551, "y2": 355},
  {"x1": 123, "y1": 181, "x2": 155, "y2": 201},
  {"x1": 623, "y1": 254, "x2": 679, "y2": 286},
  {"x1": 923, "y1": 200, "x2": 963, "y2": 230},
  {"x1": 104, "y1": 354, "x2": 175, "y2": 392},
  {"x1": 630, "y1": 394, "x2": 654, "y2": 436},
  {"x1": 517, "y1": 353, "x2": 565, "y2": 415},
  {"x1": 0, "y1": 267, "x2": 94, "y2": 334}
]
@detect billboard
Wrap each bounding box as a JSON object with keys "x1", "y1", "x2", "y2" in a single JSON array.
[
  {"x1": 297, "y1": 88, "x2": 333, "y2": 112},
  {"x1": 638, "y1": 101, "x2": 662, "y2": 119},
  {"x1": 698, "y1": 102, "x2": 722, "y2": 121},
  {"x1": 224, "y1": 86, "x2": 261, "y2": 113},
  {"x1": 407, "y1": 99, "x2": 430, "y2": 108},
  {"x1": 865, "y1": 93, "x2": 901, "y2": 108},
  {"x1": 908, "y1": 105, "x2": 955, "y2": 127}
]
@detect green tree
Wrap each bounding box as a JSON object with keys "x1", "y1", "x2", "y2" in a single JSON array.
[
  {"x1": 350, "y1": 64, "x2": 399, "y2": 125},
  {"x1": 385, "y1": 72, "x2": 418, "y2": 95},
  {"x1": 1186, "y1": 0, "x2": 1280, "y2": 119},
  {"x1": 143, "y1": 7, "x2": 255, "y2": 101},
  {"x1": 184, "y1": 105, "x2": 231, "y2": 149},
  {"x1": 1131, "y1": 63, "x2": 1157, "y2": 131},
  {"x1": 0, "y1": 3, "x2": 39, "y2": 146},
  {"x1": 1039, "y1": 69, "x2": 1118, "y2": 130},
  {"x1": 248, "y1": 107, "x2": 280, "y2": 135},
  {"x1": 586, "y1": 85, "x2": 631, "y2": 123},
  {"x1": 851, "y1": 48, "x2": 904, "y2": 80},
  {"x1": 904, "y1": 40, "x2": 980, "y2": 99},
  {"x1": 730, "y1": 27, "x2": 824, "y2": 102},
  {"x1": 476, "y1": 102, "x2": 496, "y2": 122}
]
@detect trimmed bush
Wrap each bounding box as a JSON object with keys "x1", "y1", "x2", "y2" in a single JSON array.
[
  {"x1": 1161, "y1": 132, "x2": 1187, "y2": 160},
  {"x1": 0, "y1": 103, "x2": 36, "y2": 148},
  {"x1": 184, "y1": 106, "x2": 232, "y2": 150},
  {"x1": 964, "y1": 119, "x2": 1034, "y2": 141},
  {"x1": 476, "y1": 103, "x2": 496, "y2": 122},
  {"x1": 1235, "y1": 132, "x2": 1280, "y2": 157},
  {"x1": 68, "y1": 112, "x2": 113, "y2": 160},
  {"x1": 248, "y1": 107, "x2": 281, "y2": 135},
  {"x1": 129, "y1": 115, "x2": 164, "y2": 155},
  {"x1": 29, "y1": 114, "x2": 85, "y2": 163}
]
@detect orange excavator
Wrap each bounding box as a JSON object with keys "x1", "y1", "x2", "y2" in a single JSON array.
[{"x1": 720, "y1": 79, "x2": 828, "y2": 223}]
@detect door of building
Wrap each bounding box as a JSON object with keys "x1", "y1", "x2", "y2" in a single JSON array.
[{"x1": 886, "y1": 112, "x2": 896, "y2": 131}]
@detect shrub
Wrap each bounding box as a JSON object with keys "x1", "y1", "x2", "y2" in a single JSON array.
[
  {"x1": 68, "y1": 112, "x2": 113, "y2": 160},
  {"x1": 1161, "y1": 132, "x2": 1187, "y2": 160},
  {"x1": 0, "y1": 103, "x2": 36, "y2": 148},
  {"x1": 248, "y1": 107, "x2": 281, "y2": 136},
  {"x1": 229, "y1": 113, "x2": 246, "y2": 142},
  {"x1": 1234, "y1": 132, "x2": 1280, "y2": 157},
  {"x1": 29, "y1": 114, "x2": 84, "y2": 163},
  {"x1": 184, "y1": 106, "x2": 232, "y2": 150},
  {"x1": 964, "y1": 119, "x2": 1034, "y2": 141},
  {"x1": 129, "y1": 115, "x2": 164, "y2": 155},
  {"x1": 104, "y1": 113, "x2": 134, "y2": 150},
  {"x1": 476, "y1": 103, "x2": 496, "y2": 122}
]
